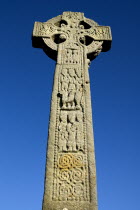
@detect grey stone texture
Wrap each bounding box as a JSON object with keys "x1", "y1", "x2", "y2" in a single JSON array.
[{"x1": 32, "y1": 11, "x2": 112, "y2": 210}]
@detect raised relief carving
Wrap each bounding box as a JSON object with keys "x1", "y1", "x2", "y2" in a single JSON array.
[
  {"x1": 33, "y1": 22, "x2": 58, "y2": 37},
  {"x1": 57, "y1": 110, "x2": 85, "y2": 153},
  {"x1": 85, "y1": 26, "x2": 112, "y2": 40},
  {"x1": 60, "y1": 69, "x2": 69, "y2": 92},
  {"x1": 56, "y1": 153, "x2": 85, "y2": 201},
  {"x1": 60, "y1": 67, "x2": 83, "y2": 110},
  {"x1": 62, "y1": 12, "x2": 84, "y2": 21},
  {"x1": 58, "y1": 153, "x2": 83, "y2": 169},
  {"x1": 67, "y1": 112, "x2": 77, "y2": 152},
  {"x1": 63, "y1": 49, "x2": 80, "y2": 64},
  {"x1": 76, "y1": 111, "x2": 84, "y2": 151},
  {"x1": 62, "y1": 12, "x2": 84, "y2": 29},
  {"x1": 58, "y1": 111, "x2": 68, "y2": 152}
]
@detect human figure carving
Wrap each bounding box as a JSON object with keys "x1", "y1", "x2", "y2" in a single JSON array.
[
  {"x1": 58, "y1": 111, "x2": 67, "y2": 151},
  {"x1": 60, "y1": 75, "x2": 69, "y2": 91},
  {"x1": 76, "y1": 111, "x2": 84, "y2": 151},
  {"x1": 60, "y1": 70, "x2": 69, "y2": 91},
  {"x1": 75, "y1": 67, "x2": 82, "y2": 78},
  {"x1": 67, "y1": 112, "x2": 76, "y2": 151}
]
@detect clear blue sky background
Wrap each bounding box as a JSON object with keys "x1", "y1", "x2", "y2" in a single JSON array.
[{"x1": 0, "y1": 0, "x2": 140, "y2": 209}]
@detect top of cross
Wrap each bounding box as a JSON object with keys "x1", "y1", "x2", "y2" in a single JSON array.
[{"x1": 32, "y1": 12, "x2": 112, "y2": 60}]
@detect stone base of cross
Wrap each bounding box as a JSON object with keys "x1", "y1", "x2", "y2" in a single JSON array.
[{"x1": 32, "y1": 11, "x2": 112, "y2": 210}]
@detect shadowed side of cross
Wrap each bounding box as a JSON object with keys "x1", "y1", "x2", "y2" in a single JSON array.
[{"x1": 32, "y1": 12, "x2": 112, "y2": 61}]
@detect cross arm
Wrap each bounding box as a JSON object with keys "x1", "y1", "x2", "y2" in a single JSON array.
[
  {"x1": 32, "y1": 22, "x2": 59, "y2": 38},
  {"x1": 84, "y1": 26, "x2": 112, "y2": 51},
  {"x1": 85, "y1": 26, "x2": 112, "y2": 41},
  {"x1": 32, "y1": 21, "x2": 61, "y2": 48}
]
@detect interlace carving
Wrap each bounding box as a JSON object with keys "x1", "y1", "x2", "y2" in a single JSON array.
[{"x1": 54, "y1": 153, "x2": 86, "y2": 201}]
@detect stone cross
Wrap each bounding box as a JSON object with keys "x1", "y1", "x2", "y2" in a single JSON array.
[{"x1": 32, "y1": 12, "x2": 112, "y2": 210}]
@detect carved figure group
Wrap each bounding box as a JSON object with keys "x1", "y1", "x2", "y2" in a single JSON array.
[
  {"x1": 60, "y1": 67, "x2": 83, "y2": 110},
  {"x1": 58, "y1": 111, "x2": 84, "y2": 152},
  {"x1": 63, "y1": 49, "x2": 79, "y2": 64}
]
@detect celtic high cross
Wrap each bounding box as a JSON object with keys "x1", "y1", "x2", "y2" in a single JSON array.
[{"x1": 32, "y1": 12, "x2": 112, "y2": 210}]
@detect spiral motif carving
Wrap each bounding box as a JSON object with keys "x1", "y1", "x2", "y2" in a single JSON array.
[
  {"x1": 72, "y1": 168, "x2": 83, "y2": 182},
  {"x1": 59, "y1": 170, "x2": 71, "y2": 181},
  {"x1": 58, "y1": 154, "x2": 83, "y2": 170},
  {"x1": 73, "y1": 184, "x2": 83, "y2": 196}
]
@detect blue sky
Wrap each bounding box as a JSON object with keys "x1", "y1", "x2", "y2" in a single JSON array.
[{"x1": 0, "y1": 0, "x2": 140, "y2": 209}]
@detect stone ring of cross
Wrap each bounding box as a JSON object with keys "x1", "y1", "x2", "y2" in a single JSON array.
[{"x1": 32, "y1": 12, "x2": 112, "y2": 61}]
